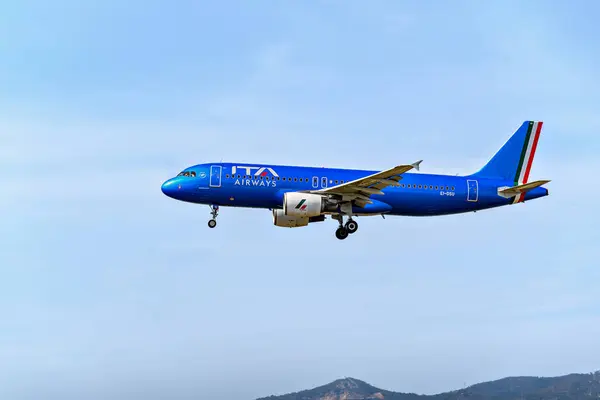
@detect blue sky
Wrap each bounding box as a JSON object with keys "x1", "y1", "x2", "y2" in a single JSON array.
[{"x1": 2, "y1": 1, "x2": 600, "y2": 399}]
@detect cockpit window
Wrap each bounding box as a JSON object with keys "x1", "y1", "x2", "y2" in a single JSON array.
[{"x1": 177, "y1": 171, "x2": 195, "y2": 177}]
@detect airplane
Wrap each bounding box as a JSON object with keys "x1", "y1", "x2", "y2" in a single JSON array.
[{"x1": 161, "y1": 120, "x2": 550, "y2": 240}]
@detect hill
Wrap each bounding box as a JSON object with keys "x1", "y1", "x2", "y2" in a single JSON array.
[{"x1": 256, "y1": 371, "x2": 600, "y2": 400}]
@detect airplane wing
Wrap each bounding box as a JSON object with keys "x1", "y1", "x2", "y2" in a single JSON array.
[
  {"x1": 498, "y1": 179, "x2": 551, "y2": 198},
  {"x1": 307, "y1": 160, "x2": 422, "y2": 207}
]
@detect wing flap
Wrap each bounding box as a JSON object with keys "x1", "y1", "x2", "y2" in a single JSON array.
[{"x1": 312, "y1": 160, "x2": 422, "y2": 195}]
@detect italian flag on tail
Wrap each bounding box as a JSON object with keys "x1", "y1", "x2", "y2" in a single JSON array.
[{"x1": 512, "y1": 121, "x2": 543, "y2": 203}]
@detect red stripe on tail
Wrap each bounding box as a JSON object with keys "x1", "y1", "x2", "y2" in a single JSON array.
[{"x1": 522, "y1": 122, "x2": 543, "y2": 184}]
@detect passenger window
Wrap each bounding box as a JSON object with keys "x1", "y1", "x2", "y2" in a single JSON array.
[
  {"x1": 294, "y1": 178, "x2": 298, "y2": 182},
  {"x1": 451, "y1": 186, "x2": 455, "y2": 191},
  {"x1": 335, "y1": 180, "x2": 339, "y2": 184}
]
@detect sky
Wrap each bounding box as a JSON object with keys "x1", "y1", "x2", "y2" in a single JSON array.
[{"x1": 1, "y1": 0, "x2": 600, "y2": 399}]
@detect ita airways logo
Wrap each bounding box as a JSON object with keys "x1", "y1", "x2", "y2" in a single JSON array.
[
  {"x1": 231, "y1": 165, "x2": 279, "y2": 177},
  {"x1": 199, "y1": 172, "x2": 207, "y2": 179},
  {"x1": 232, "y1": 165, "x2": 279, "y2": 188},
  {"x1": 295, "y1": 199, "x2": 308, "y2": 211}
]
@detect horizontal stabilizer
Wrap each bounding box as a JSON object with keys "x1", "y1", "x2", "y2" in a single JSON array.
[{"x1": 498, "y1": 180, "x2": 550, "y2": 198}]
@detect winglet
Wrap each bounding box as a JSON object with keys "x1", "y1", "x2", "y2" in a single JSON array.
[{"x1": 411, "y1": 160, "x2": 423, "y2": 171}]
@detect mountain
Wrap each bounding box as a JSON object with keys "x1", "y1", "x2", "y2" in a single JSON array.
[{"x1": 256, "y1": 371, "x2": 600, "y2": 400}]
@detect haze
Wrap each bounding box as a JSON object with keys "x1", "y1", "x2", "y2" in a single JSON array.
[{"x1": 1, "y1": 1, "x2": 599, "y2": 399}]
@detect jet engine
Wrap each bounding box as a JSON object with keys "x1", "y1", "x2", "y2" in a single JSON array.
[
  {"x1": 273, "y1": 210, "x2": 326, "y2": 228},
  {"x1": 283, "y1": 192, "x2": 326, "y2": 217},
  {"x1": 273, "y1": 209, "x2": 309, "y2": 228}
]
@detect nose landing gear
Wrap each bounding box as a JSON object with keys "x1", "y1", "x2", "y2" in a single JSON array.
[{"x1": 208, "y1": 205, "x2": 219, "y2": 228}]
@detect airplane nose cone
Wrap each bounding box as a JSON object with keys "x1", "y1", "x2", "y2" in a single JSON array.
[{"x1": 161, "y1": 179, "x2": 179, "y2": 198}]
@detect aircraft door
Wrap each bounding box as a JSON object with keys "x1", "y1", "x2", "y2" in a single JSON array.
[
  {"x1": 210, "y1": 165, "x2": 222, "y2": 188},
  {"x1": 321, "y1": 177, "x2": 328, "y2": 188},
  {"x1": 467, "y1": 179, "x2": 478, "y2": 202},
  {"x1": 312, "y1": 176, "x2": 319, "y2": 189}
]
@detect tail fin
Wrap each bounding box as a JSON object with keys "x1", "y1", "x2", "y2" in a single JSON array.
[{"x1": 474, "y1": 121, "x2": 543, "y2": 184}]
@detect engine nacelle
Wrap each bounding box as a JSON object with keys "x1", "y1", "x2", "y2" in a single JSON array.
[
  {"x1": 283, "y1": 192, "x2": 325, "y2": 217},
  {"x1": 273, "y1": 209, "x2": 309, "y2": 228}
]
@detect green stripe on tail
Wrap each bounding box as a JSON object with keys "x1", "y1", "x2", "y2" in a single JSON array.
[{"x1": 513, "y1": 121, "x2": 534, "y2": 184}]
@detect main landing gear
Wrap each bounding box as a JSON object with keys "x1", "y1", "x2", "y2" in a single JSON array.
[
  {"x1": 333, "y1": 215, "x2": 358, "y2": 240},
  {"x1": 208, "y1": 205, "x2": 219, "y2": 228},
  {"x1": 345, "y1": 219, "x2": 358, "y2": 234}
]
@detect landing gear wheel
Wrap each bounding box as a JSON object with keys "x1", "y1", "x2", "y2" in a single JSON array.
[
  {"x1": 345, "y1": 220, "x2": 358, "y2": 234},
  {"x1": 335, "y1": 227, "x2": 349, "y2": 240},
  {"x1": 208, "y1": 205, "x2": 219, "y2": 229}
]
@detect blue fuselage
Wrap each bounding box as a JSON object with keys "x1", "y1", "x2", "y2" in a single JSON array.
[{"x1": 161, "y1": 162, "x2": 549, "y2": 216}]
